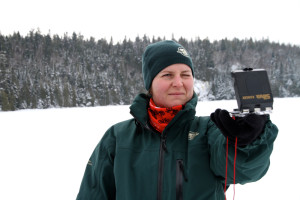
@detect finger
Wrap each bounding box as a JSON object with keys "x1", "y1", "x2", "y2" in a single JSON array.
[
  {"x1": 219, "y1": 110, "x2": 242, "y2": 136},
  {"x1": 212, "y1": 109, "x2": 223, "y2": 127},
  {"x1": 244, "y1": 114, "x2": 268, "y2": 132}
]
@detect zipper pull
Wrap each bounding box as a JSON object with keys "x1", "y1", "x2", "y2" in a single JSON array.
[
  {"x1": 161, "y1": 137, "x2": 168, "y2": 153},
  {"x1": 179, "y1": 160, "x2": 188, "y2": 182}
]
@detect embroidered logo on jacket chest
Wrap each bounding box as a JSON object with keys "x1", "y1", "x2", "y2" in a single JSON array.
[{"x1": 188, "y1": 131, "x2": 199, "y2": 140}]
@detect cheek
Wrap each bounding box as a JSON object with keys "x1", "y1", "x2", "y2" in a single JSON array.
[
  {"x1": 152, "y1": 80, "x2": 168, "y2": 94},
  {"x1": 186, "y1": 80, "x2": 194, "y2": 93}
]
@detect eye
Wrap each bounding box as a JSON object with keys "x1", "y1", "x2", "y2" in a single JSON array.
[
  {"x1": 182, "y1": 73, "x2": 192, "y2": 77},
  {"x1": 162, "y1": 73, "x2": 171, "y2": 77}
]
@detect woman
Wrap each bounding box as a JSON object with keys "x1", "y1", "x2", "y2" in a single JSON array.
[{"x1": 76, "y1": 40, "x2": 278, "y2": 200}]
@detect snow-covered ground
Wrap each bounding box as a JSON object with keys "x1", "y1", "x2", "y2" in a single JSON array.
[{"x1": 0, "y1": 97, "x2": 299, "y2": 200}]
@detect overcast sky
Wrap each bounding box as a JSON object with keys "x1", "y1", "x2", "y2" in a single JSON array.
[{"x1": 0, "y1": 0, "x2": 299, "y2": 45}]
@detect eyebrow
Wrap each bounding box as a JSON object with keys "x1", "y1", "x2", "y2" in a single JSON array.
[{"x1": 181, "y1": 70, "x2": 192, "y2": 73}]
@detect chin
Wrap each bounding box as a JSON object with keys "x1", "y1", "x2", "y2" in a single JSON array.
[
  {"x1": 154, "y1": 97, "x2": 188, "y2": 108},
  {"x1": 167, "y1": 100, "x2": 186, "y2": 107}
]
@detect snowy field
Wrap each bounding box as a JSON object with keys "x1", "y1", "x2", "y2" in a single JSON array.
[{"x1": 0, "y1": 97, "x2": 299, "y2": 200}]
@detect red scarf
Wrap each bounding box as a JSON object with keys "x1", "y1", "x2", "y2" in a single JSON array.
[{"x1": 148, "y1": 98, "x2": 183, "y2": 133}]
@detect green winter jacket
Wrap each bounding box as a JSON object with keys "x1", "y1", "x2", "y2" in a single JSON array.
[{"x1": 76, "y1": 93, "x2": 278, "y2": 200}]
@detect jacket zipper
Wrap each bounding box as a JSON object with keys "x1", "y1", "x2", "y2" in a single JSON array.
[
  {"x1": 130, "y1": 112, "x2": 168, "y2": 200},
  {"x1": 157, "y1": 135, "x2": 167, "y2": 200},
  {"x1": 176, "y1": 159, "x2": 188, "y2": 200}
]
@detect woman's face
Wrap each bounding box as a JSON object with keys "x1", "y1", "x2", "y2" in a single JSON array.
[{"x1": 150, "y1": 64, "x2": 194, "y2": 108}]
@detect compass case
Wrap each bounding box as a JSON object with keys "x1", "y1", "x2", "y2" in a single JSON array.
[{"x1": 231, "y1": 68, "x2": 273, "y2": 113}]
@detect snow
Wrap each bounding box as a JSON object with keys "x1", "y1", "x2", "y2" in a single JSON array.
[
  {"x1": 194, "y1": 79, "x2": 214, "y2": 101},
  {"x1": 0, "y1": 97, "x2": 299, "y2": 200}
]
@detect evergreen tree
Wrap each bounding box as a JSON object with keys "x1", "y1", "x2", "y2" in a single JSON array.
[
  {"x1": 0, "y1": 31, "x2": 299, "y2": 111},
  {"x1": 1, "y1": 90, "x2": 10, "y2": 111},
  {"x1": 71, "y1": 86, "x2": 77, "y2": 107},
  {"x1": 54, "y1": 85, "x2": 63, "y2": 107},
  {"x1": 19, "y1": 81, "x2": 31, "y2": 109},
  {"x1": 63, "y1": 82, "x2": 70, "y2": 107}
]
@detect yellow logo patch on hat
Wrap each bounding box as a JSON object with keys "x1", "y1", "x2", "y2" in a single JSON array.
[{"x1": 177, "y1": 47, "x2": 190, "y2": 57}]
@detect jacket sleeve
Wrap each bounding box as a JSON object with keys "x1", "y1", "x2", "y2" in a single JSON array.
[
  {"x1": 76, "y1": 127, "x2": 116, "y2": 200},
  {"x1": 207, "y1": 117, "x2": 278, "y2": 185}
]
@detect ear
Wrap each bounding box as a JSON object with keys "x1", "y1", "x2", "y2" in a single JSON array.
[{"x1": 147, "y1": 88, "x2": 153, "y2": 97}]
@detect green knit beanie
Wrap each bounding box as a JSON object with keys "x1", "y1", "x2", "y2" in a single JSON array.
[{"x1": 142, "y1": 40, "x2": 194, "y2": 90}]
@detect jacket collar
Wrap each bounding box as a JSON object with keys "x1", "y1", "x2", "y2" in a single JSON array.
[{"x1": 130, "y1": 93, "x2": 198, "y2": 134}]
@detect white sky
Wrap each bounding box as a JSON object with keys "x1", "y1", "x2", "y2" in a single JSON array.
[{"x1": 0, "y1": 0, "x2": 299, "y2": 45}]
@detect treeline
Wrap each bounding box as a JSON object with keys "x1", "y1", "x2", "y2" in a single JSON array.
[{"x1": 0, "y1": 31, "x2": 300, "y2": 111}]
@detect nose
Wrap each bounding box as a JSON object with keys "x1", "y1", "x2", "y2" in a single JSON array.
[{"x1": 172, "y1": 75, "x2": 183, "y2": 87}]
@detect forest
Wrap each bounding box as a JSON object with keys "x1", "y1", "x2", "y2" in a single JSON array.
[{"x1": 0, "y1": 31, "x2": 300, "y2": 111}]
